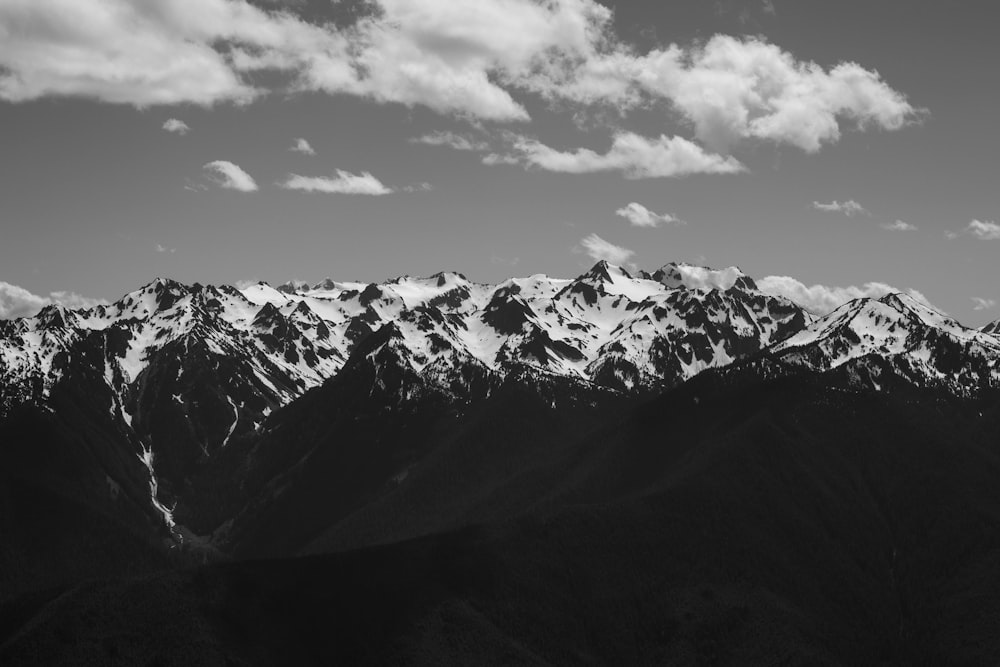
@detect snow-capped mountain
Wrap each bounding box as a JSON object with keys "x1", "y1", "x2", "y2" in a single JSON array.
[
  {"x1": 770, "y1": 292, "x2": 1000, "y2": 394},
  {"x1": 5, "y1": 261, "x2": 1000, "y2": 565},
  {"x1": 0, "y1": 259, "x2": 805, "y2": 427},
  {"x1": 0, "y1": 260, "x2": 816, "y2": 542}
]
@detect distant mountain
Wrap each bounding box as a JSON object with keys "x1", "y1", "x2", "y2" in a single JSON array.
[
  {"x1": 0, "y1": 261, "x2": 812, "y2": 453},
  {"x1": 3, "y1": 261, "x2": 1000, "y2": 601},
  {"x1": 770, "y1": 293, "x2": 1000, "y2": 394}
]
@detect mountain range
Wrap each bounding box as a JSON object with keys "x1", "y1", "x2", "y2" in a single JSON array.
[{"x1": 3, "y1": 261, "x2": 1000, "y2": 665}]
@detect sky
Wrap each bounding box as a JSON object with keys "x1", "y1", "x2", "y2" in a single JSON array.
[{"x1": 1, "y1": 0, "x2": 999, "y2": 325}]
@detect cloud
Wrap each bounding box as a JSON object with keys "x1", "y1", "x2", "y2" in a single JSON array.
[
  {"x1": 501, "y1": 132, "x2": 745, "y2": 179},
  {"x1": 757, "y1": 275, "x2": 933, "y2": 316},
  {"x1": 762, "y1": 0, "x2": 777, "y2": 15},
  {"x1": 609, "y1": 35, "x2": 920, "y2": 152},
  {"x1": 0, "y1": 281, "x2": 105, "y2": 319},
  {"x1": 162, "y1": 118, "x2": 190, "y2": 135},
  {"x1": 615, "y1": 202, "x2": 685, "y2": 227},
  {"x1": 410, "y1": 131, "x2": 489, "y2": 152},
  {"x1": 156, "y1": 243, "x2": 177, "y2": 253},
  {"x1": 579, "y1": 233, "x2": 634, "y2": 264},
  {"x1": 960, "y1": 219, "x2": 1000, "y2": 240},
  {"x1": 812, "y1": 200, "x2": 869, "y2": 217},
  {"x1": 290, "y1": 137, "x2": 316, "y2": 155},
  {"x1": 279, "y1": 169, "x2": 393, "y2": 195},
  {"x1": 0, "y1": 1, "x2": 920, "y2": 149},
  {"x1": 203, "y1": 160, "x2": 259, "y2": 192},
  {"x1": 402, "y1": 182, "x2": 433, "y2": 193},
  {"x1": 972, "y1": 297, "x2": 997, "y2": 312},
  {"x1": 881, "y1": 219, "x2": 917, "y2": 232},
  {"x1": 658, "y1": 264, "x2": 747, "y2": 290},
  {"x1": 233, "y1": 279, "x2": 263, "y2": 290}
]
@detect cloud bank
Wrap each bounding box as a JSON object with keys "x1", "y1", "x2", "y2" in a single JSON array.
[
  {"x1": 0, "y1": 0, "x2": 920, "y2": 153},
  {"x1": 758, "y1": 275, "x2": 933, "y2": 316},
  {"x1": 0, "y1": 282, "x2": 106, "y2": 320}
]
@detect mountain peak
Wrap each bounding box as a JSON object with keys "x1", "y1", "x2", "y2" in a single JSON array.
[{"x1": 581, "y1": 260, "x2": 631, "y2": 283}]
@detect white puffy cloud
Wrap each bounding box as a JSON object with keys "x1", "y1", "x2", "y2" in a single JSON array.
[
  {"x1": 972, "y1": 297, "x2": 997, "y2": 312},
  {"x1": 279, "y1": 170, "x2": 393, "y2": 195},
  {"x1": 0, "y1": 281, "x2": 105, "y2": 320},
  {"x1": 618, "y1": 35, "x2": 918, "y2": 152},
  {"x1": 162, "y1": 118, "x2": 191, "y2": 135},
  {"x1": 965, "y1": 220, "x2": 1000, "y2": 240},
  {"x1": 290, "y1": 138, "x2": 316, "y2": 155},
  {"x1": 880, "y1": 219, "x2": 917, "y2": 232},
  {"x1": 658, "y1": 264, "x2": 746, "y2": 290},
  {"x1": 203, "y1": 160, "x2": 259, "y2": 192},
  {"x1": 410, "y1": 131, "x2": 489, "y2": 152},
  {"x1": 757, "y1": 275, "x2": 933, "y2": 316},
  {"x1": 0, "y1": 0, "x2": 269, "y2": 105},
  {"x1": 0, "y1": 0, "x2": 919, "y2": 151},
  {"x1": 502, "y1": 132, "x2": 744, "y2": 179},
  {"x1": 615, "y1": 202, "x2": 684, "y2": 227},
  {"x1": 812, "y1": 200, "x2": 869, "y2": 217},
  {"x1": 579, "y1": 233, "x2": 633, "y2": 264}
]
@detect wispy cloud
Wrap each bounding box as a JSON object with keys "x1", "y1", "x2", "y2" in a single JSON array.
[
  {"x1": 972, "y1": 297, "x2": 997, "y2": 311},
  {"x1": 410, "y1": 131, "x2": 489, "y2": 152},
  {"x1": 290, "y1": 137, "x2": 316, "y2": 155},
  {"x1": 758, "y1": 275, "x2": 934, "y2": 316},
  {"x1": 0, "y1": 281, "x2": 106, "y2": 319},
  {"x1": 881, "y1": 219, "x2": 917, "y2": 232},
  {"x1": 615, "y1": 202, "x2": 685, "y2": 228},
  {"x1": 496, "y1": 132, "x2": 745, "y2": 179},
  {"x1": 812, "y1": 200, "x2": 869, "y2": 217},
  {"x1": 579, "y1": 233, "x2": 634, "y2": 264},
  {"x1": 162, "y1": 118, "x2": 190, "y2": 135},
  {"x1": 156, "y1": 243, "x2": 176, "y2": 254},
  {"x1": 203, "y1": 160, "x2": 258, "y2": 192},
  {"x1": 279, "y1": 170, "x2": 393, "y2": 195}
]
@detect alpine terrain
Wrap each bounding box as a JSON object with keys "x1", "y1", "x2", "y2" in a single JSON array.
[{"x1": 3, "y1": 261, "x2": 1000, "y2": 665}]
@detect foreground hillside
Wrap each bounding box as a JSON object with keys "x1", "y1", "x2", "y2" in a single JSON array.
[{"x1": 4, "y1": 367, "x2": 1000, "y2": 665}]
